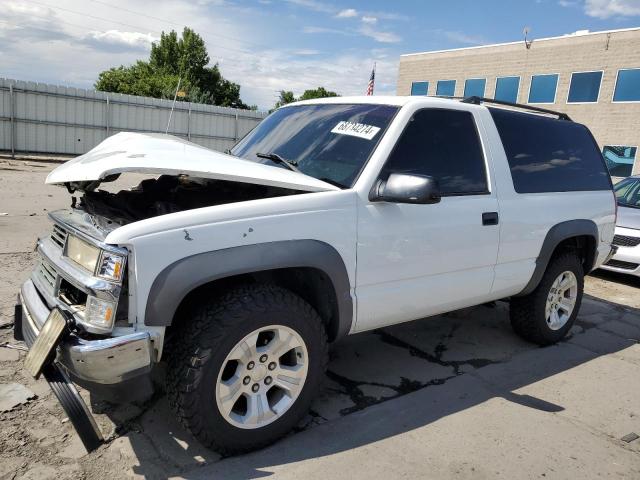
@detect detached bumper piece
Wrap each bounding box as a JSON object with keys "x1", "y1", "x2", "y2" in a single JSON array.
[
  {"x1": 17, "y1": 279, "x2": 154, "y2": 452},
  {"x1": 15, "y1": 301, "x2": 104, "y2": 452},
  {"x1": 20, "y1": 279, "x2": 154, "y2": 402},
  {"x1": 43, "y1": 363, "x2": 104, "y2": 452}
]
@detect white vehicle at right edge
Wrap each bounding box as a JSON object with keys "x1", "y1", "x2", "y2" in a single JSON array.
[
  {"x1": 601, "y1": 175, "x2": 640, "y2": 277},
  {"x1": 17, "y1": 95, "x2": 617, "y2": 454}
]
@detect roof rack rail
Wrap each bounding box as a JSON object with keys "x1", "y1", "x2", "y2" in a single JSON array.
[{"x1": 461, "y1": 96, "x2": 572, "y2": 121}]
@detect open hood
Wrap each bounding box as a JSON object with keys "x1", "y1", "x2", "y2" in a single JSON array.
[{"x1": 46, "y1": 132, "x2": 339, "y2": 193}]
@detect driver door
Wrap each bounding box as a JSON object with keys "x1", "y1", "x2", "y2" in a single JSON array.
[{"x1": 355, "y1": 107, "x2": 500, "y2": 332}]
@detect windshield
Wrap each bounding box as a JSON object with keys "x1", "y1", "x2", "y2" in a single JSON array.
[
  {"x1": 614, "y1": 177, "x2": 640, "y2": 208},
  {"x1": 230, "y1": 103, "x2": 399, "y2": 188}
]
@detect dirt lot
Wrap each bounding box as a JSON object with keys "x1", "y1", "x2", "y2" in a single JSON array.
[{"x1": 0, "y1": 159, "x2": 639, "y2": 479}]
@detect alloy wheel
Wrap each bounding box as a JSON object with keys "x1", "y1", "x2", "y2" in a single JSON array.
[
  {"x1": 544, "y1": 270, "x2": 578, "y2": 331},
  {"x1": 215, "y1": 325, "x2": 308, "y2": 429}
]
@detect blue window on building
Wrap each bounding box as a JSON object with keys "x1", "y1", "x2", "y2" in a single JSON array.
[
  {"x1": 436, "y1": 80, "x2": 456, "y2": 97},
  {"x1": 463, "y1": 78, "x2": 486, "y2": 98},
  {"x1": 613, "y1": 69, "x2": 640, "y2": 102},
  {"x1": 528, "y1": 74, "x2": 559, "y2": 103},
  {"x1": 603, "y1": 146, "x2": 637, "y2": 177},
  {"x1": 568, "y1": 71, "x2": 603, "y2": 103},
  {"x1": 494, "y1": 76, "x2": 520, "y2": 103},
  {"x1": 410, "y1": 81, "x2": 429, "y2": 96}
]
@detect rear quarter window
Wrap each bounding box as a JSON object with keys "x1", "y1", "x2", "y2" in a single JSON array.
[{"x1": 489, "y1": 107, "x2": 611, "y2": 193}]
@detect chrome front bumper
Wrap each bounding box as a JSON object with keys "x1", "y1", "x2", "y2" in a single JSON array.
[{"x1": 20, "y1": 279, "x2": 154, "y2": 399}]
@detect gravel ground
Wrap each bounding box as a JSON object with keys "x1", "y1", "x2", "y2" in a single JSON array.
[{"x1": 0, "y1": 159, "x2": 638, "y2": 479}]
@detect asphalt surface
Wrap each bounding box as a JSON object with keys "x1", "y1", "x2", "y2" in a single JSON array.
[{"x1": 0, "y1": 158, "x2": 639, "y2": 479}]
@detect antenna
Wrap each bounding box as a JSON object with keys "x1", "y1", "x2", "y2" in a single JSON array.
[
  {"x1": 166, "y1": 77, "x2": 182, "y2": 134},
  {"x1": 523, "y1": 27, "x2": 533, "y2": 49}
]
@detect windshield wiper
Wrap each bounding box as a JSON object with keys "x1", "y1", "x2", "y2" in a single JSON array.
[{"x1": 256, "y1": 152, "x2": 300, "y2": 173}]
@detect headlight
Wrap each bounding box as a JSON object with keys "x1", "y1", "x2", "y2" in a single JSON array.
[
  {"x1": 97, "y1": 251, "x2": 126, "y2": 282},
  {"x1": 66, "y1": 235, "x2": 100, "y2": 272},
  {"x1": 84, "y1": 295, "x2": 115, "y2": 330}
]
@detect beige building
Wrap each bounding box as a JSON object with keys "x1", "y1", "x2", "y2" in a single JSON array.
[{"x1": 397, "y1": 27, "x2": 640, "y2": 177}]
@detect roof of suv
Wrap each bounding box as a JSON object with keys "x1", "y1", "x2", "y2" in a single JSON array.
[
  {"x1": 288, "y1": 95, "x2": 573, "y2": 121},
  {"x1": 290, "y1": 95, "x2": 460, "y2": 108}
]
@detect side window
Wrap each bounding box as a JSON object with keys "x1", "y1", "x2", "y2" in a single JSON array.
[
  {"x1": 489, "y1": 107, "x2": 611, "y2": 193},
  {"x1": 382, "y1": 109, "x2": 489, "y2": 196}
]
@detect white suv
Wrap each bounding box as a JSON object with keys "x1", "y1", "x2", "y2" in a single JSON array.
[{"x1": 16, "y1": 96, "x2": 616, "y2": 453}]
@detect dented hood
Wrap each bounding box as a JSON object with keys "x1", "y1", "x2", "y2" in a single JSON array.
[{"x1": 46, "y1": 132, "x2": 339, "y2": 193}]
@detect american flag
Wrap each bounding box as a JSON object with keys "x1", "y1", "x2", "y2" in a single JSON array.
[{"x1": 366, "y1": 63, "x2": 376, "y2": 96}]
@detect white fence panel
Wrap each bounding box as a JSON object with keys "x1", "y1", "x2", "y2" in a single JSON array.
[{"x1": 0, "y1": 78, "x2": 266, "y2": 156}]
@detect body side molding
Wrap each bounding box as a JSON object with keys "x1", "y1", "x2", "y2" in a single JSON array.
[
  {"x1": 144, "y1": 240, "x2": 353, "y2": 340},
  {"x1": 517, "y1": 219, "x2": 599, "y2": 296}
]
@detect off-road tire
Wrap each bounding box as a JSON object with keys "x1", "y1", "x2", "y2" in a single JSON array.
[
  {"x1": 166, "y1": 283, "x2": 328, "y2": 455},
  {"x1": 510, "y1": 252, "x2": 584, "y2": 346}
]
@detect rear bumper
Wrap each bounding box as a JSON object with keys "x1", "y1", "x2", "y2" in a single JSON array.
[{"x1": 17, "y1": 279, "x2": 154, "y2": 402}]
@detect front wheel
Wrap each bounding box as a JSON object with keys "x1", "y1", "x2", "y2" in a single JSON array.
[
  {"x1": 510, "y1": 252, "x2": 584, "y2": 345},
  {"x1": 166, "y1": 284, "x2": 328, "y2": 454}
]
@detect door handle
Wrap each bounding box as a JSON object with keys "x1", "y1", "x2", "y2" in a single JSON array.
[{"x1": 482, "y1": 212, "x2": 499, "y2": 226}]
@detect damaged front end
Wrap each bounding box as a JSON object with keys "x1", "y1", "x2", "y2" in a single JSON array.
[
  {"x1": 17, "y1": 132, "x2": 338, "y2": 450},
  {"x1": 19, "y1": 166, "x2": 316, "y2": 401},
  {"x1": 18, "y1": 207, "x2": 154, "y2": 397}
]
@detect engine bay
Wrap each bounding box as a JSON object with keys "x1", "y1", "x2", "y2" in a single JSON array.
[{"x1": 76, "y1": 175, "x2": 303, "y2": 226}]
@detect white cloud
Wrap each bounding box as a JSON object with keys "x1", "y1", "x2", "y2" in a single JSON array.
[
  {"x1": 361, "y1": 16, "x2": 378, "y2": 24},
  {"x1": 440, "y1": 30, "x2": 487, "y2": 45},
  {"x1": 302, "y1": 25, "x2": 353, "y2": 35},
  {"x1": 283, "y1": 0, "x2": 335, "y2": 14},
  {"x1": 0, "y1": 0, "x2": 399, "y2": 109},
  {"x1": 85, "y1": 30, "x2": 158, "y2": 51},
  {"x1": 584, "y1": 0, "x2": 640, "y2": 17},
  {"x1": 292, "y1": 48, "x2": 321, "y2": 55},
  {"x1": 358, "y1": 25, "x2": 401, "y2": 43},
  {"x1": 234, "y1": 48, "x2": 399, "y2": 101},
  {"x1": 366, "y1": 11, "x2": 410, "y2": 21},
  {"x1": 336, "y1": 8, "x2": 358, "y2": 18},
  {"x1": 558, "y1": 0, "x2": 579, "y2": 6}
]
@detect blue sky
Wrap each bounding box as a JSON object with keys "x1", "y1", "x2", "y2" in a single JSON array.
[{"x1": 2, "y1": 0, "x2": 640, "y2": 109}]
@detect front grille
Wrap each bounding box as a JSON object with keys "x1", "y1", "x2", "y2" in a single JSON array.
[
  {"x1": 613, "y1": 234, "x2": 640, "y2": 248},
  {"x1": 50, "y1": 224, "x2": 68, "y2": 249},
  {"x1": 35, "y1": 260, "x2": 58, "y2": 297},
  {"x1": 604, "y1": 259, "x2": 640, "y2": 270}
]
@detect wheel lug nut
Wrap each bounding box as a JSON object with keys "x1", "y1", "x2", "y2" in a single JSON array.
[
  {"x1": 268, "y1": 362, "x2": 276, "y2": 371},
  {"x1": 243, "y1": 376, "x2": 250, "y2": 385},
  {"x1": 247, "y1": 361, "x2": 255, "y2": 370},
  {"x1": 259, "y1": 354, "x2": 268, "y2": 363},
  {"x1": 252, "y1": 383, "x2": 259, "y2": 393},
  {"x1": 265, "y1": 376, "x2": 272, "y2": 385}
]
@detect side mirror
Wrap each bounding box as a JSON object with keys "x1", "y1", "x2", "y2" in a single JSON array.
[{"x1": 371, "y1": 173, "x2": 441, "y2": 204}]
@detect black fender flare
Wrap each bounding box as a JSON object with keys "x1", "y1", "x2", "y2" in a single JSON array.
[
  {"x1": 144, "y1": 240, "x2": 354, "y2": 340},
  {"x1": 516, "y1": 219, "x2": 598, "y2": 296}
]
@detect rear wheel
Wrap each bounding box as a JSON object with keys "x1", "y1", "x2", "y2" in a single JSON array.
[
  {"x1": 510, "y1": 252, "x2": 584, "y2": 345},
  {"x1": 166, "y1": 284, "x2": 328, "y2": 454}
]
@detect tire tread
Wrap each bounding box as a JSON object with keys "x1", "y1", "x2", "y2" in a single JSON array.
[
  {"x1": 166, "y1": 283, "x2": 328, "y2": 455},
  {"x1": 510, "y1": 252, "x2": 584, "y2": 346}
]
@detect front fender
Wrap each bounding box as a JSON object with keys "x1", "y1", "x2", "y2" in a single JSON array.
[{"x1": 144, "y1": 239, "x2": 354, "y2": 340}]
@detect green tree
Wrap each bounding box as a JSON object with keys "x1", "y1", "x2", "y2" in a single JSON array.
[
  {"x1": 272, "y1": 87, "x2": 339, "y2": 111},
  {"x1": 274, "y1": 90, "x2": 296, "y2": 109},
  {"x1": 298, "y1": 87, "x2": 339, "y2": 101},
  {"x1": 95, "y1": 27, "x2": 249, "y2": 109}
]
